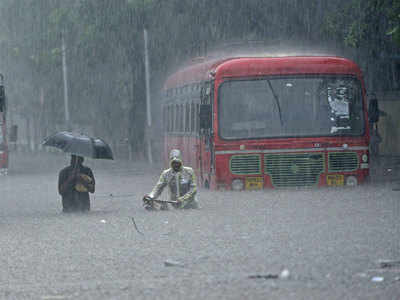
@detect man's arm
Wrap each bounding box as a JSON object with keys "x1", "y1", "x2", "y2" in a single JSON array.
[
  {"x1": 178, "y1": 168, "x2": 197, "y2": 202},
  {"x1": 148, "y1": 171, "x2": 168, "y2": 199},
  {"x1": 58, "y1": 168, "x2": 76, "y2": 195}
]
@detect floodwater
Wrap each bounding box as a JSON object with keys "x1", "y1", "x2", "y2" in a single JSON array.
[{"x1": 0, "y1": 152, "x2": 399, "y2": 299}]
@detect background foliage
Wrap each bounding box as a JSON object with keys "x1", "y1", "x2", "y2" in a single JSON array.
[{"x1": 0, "y1": 0, "x2": 399, "y2": 158}]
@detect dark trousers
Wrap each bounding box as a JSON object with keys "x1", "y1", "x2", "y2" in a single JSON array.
[{"x1": 62, "y1": 193, "x2": 90, "y2": 212}]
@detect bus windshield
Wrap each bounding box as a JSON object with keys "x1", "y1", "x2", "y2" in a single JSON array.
[{"x1": 218, "y1": 75, "x2": 365, "y2": 139}]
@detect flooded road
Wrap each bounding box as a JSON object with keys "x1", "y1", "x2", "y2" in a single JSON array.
[{"x1": 0, "y1": 153, "x2": 399, "y2": 299}]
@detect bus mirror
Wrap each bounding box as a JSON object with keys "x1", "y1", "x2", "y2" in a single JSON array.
[
  {"x1": 201, "y1": 83, "x2": 212, "y2": 102},
  {"x1": 368, "y1": 98, "x2": 379, "y2": 123},
  {"x1": 199, "y1": 104, "x2": 211, "y2": 130},
  {"x1": 9, "y1": 125, "x2": 18, "y2": 142}
]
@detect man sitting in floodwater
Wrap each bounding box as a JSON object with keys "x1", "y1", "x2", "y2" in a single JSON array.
[
  {"x1": 58, "y1": 155, "x2": 95, "y2": 212},
  {"x1": 143, "y1": 149, "x2": 199, "y2": 210}
]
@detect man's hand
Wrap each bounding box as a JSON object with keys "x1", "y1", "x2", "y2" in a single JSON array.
[
  {"x1": 78, "y1": 174, "x2": 95, "y2": 193},
  {"x1": 178, "y1": 195, "x2": 189, "y2": 202},
  {"x1": 176, "y1": 196, "x2": 185, "y2": 208},
  {"x1": 142, "y1": 195, "x2": 155, "y2": 210},
  {"x1": 142, "y1": 195, "x2": 153, "y2": 204},
  {"x1": 77, "y1": 174, "x2": 92, "y2": 187}
]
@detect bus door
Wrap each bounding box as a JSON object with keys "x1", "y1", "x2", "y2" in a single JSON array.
[{"x1": 199, "y1": 81, "x2": 214, "y2": 188}]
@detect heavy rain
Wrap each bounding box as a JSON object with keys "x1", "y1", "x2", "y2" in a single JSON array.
[{"x1": 0, "y1": 1, "x2": 399, "y2": 299}]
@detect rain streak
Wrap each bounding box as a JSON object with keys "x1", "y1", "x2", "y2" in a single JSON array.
[{"x1": 0, "y1": 1, "x2": 399, "y2": 299}]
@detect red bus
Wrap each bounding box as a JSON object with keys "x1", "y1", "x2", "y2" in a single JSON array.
[
  {"x1": 0, "y1": 74, "x2": 8, "y2": 175},
  {"x1": 162, "y1": 56, "x2": 370, "y2": 190}
]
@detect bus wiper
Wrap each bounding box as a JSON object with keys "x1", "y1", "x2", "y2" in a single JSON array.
[{"x1": 266, "y1": 79, "x2": 283, "y2": 126}]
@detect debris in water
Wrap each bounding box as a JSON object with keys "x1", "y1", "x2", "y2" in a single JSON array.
[
  {"x1": 100, "y1": 219, "x2": 106, "y2": 223},
  {"x1": 131, "y1": 217, "x2": 144, "y2": 235},
  {"x1": 371, "y1": 276, "x2": 384, "y2": 282},
  {"x1": 377, "y1": 259, "x2": 400, "y2": 268},
  {"x1": 248, "y1": 274, "x2": 279, "y2": 280},
  {"x1": 164, "y1": 259, "x2": 184, "y2": 267},
  {"x1": 279, "y1": 269, "x2": 290, "y2": 279},
  {"x1": 41, "y1": 295, "x2": 67, "y2": 300}
]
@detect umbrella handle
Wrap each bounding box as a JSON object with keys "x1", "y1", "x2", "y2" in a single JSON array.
[{"x1": 73, "y1": 158, "x2": 79, "y2": 176}]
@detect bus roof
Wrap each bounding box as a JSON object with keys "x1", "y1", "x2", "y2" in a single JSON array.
[{"x1": 163, "y1": 56, "x2": 363, "y2": 89}]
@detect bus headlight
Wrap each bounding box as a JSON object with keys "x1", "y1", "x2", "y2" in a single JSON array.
[
  {"x1": 346, "y1": 176, "x2": 358, "y2": 186},
  {"x1": 231, "y1": 179, "x2": 244, "y2": 191},
  {"x1": 362, "y1": 154, "x2": 368, "y2": 163}
]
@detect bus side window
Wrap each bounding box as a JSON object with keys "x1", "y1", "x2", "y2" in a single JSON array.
[
  {"x1": 180, "y1": 104, "x2": 184, "y2": 132},
  {"x1": 163, "y1": 106, "x2": 167, "y2": 132},
  {"x1": 191, "y1": 103, "x2": 195, "y2": 133},
  {"x1": 169, "y1": 105, "x2": 172, "y2": 132},
  {"x1": 179, "y1": 104, "x2": 183, "y2": 132},
  {"x1": 183, "y1": 104, "x2": 186, "y2": 132},
  {"x1": 185, "y1": 103, "x2": 190, "y2": 133},
  {"x1": 168, "y1": 106, "x2": 172, "y2": 132},
  {"x1": 174, "y1": 104, "x2": 178, "y2": 132},
  {"x1": 196, "y1": 104, "x2": 200, "y2": 133},
  {"x1": 167, "y1": 105, "x2": 171, "y2": 132},
  {"x1": 177, "y1": 104, "x2": 179, "y2": 132},
  {"x1": 181, "y1": 104, "x2": 184, "y2": 132}
]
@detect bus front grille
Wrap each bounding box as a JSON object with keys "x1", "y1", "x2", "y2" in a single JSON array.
[
  {"x1": 264, "y1": 153, "x2": 324, "y2": 188},
  {"x1": 230, "y1": 155, "x2": 261, "y2": 175},
  {"x1": 328, "y1": 152, "x2": 358, "y2": 172}
]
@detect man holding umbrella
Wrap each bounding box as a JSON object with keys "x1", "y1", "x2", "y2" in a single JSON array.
[
  {"x1": 43, "y1": 131, "x2": 113, "y2": 213},
  {"x1": 58, "y1": 155, "x2": 95, "y2": 212}
]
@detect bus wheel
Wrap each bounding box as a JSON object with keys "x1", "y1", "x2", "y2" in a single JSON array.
[{"x1": 204, "y1": 180, "x2": 210, "y2": 189}]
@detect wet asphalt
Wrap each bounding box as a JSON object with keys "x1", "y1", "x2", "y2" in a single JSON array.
[{"x1": 0, "y1": 152, "x2": 399, "y2": 299}]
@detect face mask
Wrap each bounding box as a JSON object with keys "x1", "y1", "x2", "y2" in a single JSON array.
[{"x1": 172, "y1": 161, "x2": 181, "y2": 172}]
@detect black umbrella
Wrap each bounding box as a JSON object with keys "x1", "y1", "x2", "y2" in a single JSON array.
[{"x1": 43, "y1": 131, "x2": 114, "y2": 160}]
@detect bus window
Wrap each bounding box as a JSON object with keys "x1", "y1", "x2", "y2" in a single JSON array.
[
  {"x1": 191, "y1": 103, "x2": 195, "y2": 133},
  {"x1": 185, "y1": 103, "x2": 190, "y2": 132},
  {"x1": 176, "y1": 104, "x2": 180, "y2": 132},
  {"x1": 183, "y1": 103, "x2": 186, "y2": 132},
  {"x1": 163, "y1": 106, "x2": 167, "y2": 131},
  {"x1": 326, "y1": 78, "x2": 363, "y2": 133},
  {"x1": 179, "y1": 104, "x2": 184, "y2": 132},
  {"x1": 174, "y1": 104, "x2": 178, "y2": 132},
  {"x1": 218, "y1": 76, "x2": 365, "y2": 139},
  {"x1": 196, "y1": 104, "x2": 200, "y2": 132},
  {"x1": 167, "y1": 106, "x2": 170, "y2": 132}
]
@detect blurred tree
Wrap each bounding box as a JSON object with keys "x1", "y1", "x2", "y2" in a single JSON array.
[
  {"x1": 0, "y1": 0, "x2": 399, "y2": 157},
  {"x1": 324, "y1": 0, "x2": 399, "y2": 90}
]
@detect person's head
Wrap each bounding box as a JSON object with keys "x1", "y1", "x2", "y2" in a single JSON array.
[
  {"x1": 169, "y1": 149, "x2": 183, "y2": 172},
  {"x1": 71, "y1": 155, "x2": 84, "y2": 166}
]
